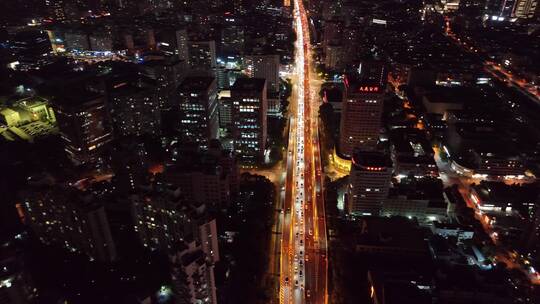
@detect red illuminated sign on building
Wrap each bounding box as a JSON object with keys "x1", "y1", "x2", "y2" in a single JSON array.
[{"x1": 358, "y1": 86, "x2": 380, "y2": 93}]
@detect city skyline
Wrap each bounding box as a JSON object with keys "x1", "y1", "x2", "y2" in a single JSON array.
[{"x1": 1, "y1": 0, "x2": 540, "y2": 304}]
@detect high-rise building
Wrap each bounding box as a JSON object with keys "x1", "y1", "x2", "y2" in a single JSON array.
[
  {"x1": 188, "y1": 40, "x2": 217, "y2": 72},
  {"x1": 165, "y1": 143, "x2": 238, "y2": 208},
  {"x1": 21, "y1": 177, "x2": 117, "y2": 262},
  {"x1": 170, "y1": 240, "x2": 218, "y2": 304},
  {"x1": 244, "y1": 54, "x2": 281, "y2": 93},
  {"x1": 513, "y1": 0, "x2": 538, "y2": 18},
  {"x1": 155, "y1": 28, "x2": 189, "y2": 61},
  {"x1": 221, "y1": 16, "x2": 245, "y2": 56},
  {"x1": 110, "y1": 140, "x2": 150, "y2": 194},
  {"x1": 53, "y1": 91, "x2": 113, "y2": 165},
  {"x1": 177, "y1": 77, "x2": 219, "y2": 149},
  {"x1": 108, "y1": 84, "x2": 161, "y2": 137},
  {"x1": 140, "y1": 56, "x2": 187, "y2": 109},
  {"x1": 131, "y1": 181, "x2": 221, "y2": 258},
  {"x1": 339, "y1": 62, "x2": 387, "y2": 157},
  {"x1": 231, "y1": 78, "x2": 267, "y2": 163},
  {"x1": 130, "y1": 183, "x2": 219, "y2": 304},
  {"x1": 123, "y1": 27, "x2": 156, "y2": 52},
  {"x1": 346, "y1": 150, "x2": 393, "y2": 215},
  {"x1": 485, "y1": 0, "x2": 517, "y2": 18},
  {"x1": 131, "y1": 186, "x2": 190, "y2": 251},
  {"x1": 218, "y1": 96, "x2": 233, "y2": 129},
  {"x1": 324, "y1": 44, "x2": 343, "y2": 70}
]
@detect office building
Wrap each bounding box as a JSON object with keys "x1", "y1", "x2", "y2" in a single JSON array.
[
  {"x1": 108, "y1": 84, "x2": 161, "y2": 137},
  {"x1": 244, "y1": 54, "x2": 281, "y2": 93},
  {"x1": 347, "y1": 150, "x2": 392, "y2": 215},
  {"x1": 177, "y1": 77, "x2": 219, "y2": 150},
  {"x1": 155, "y1": 28, "x2": 189, "y2": 61},
  {"x1": 221, "y1": 17, "x2": 245, "y2": 55},
  {"x1": 339, "y1": 62, "x2": 387, "y2": 157},
  {"x1": 188, "y1": 40, "x2": 217, "y2": 72},
  {"x1": 231, "y1": 78, "x2": 268, "y2": 163},
  {"x1": 513, "y1": 0, "x2": 538, "y2": 18},
  {"x1": 485, "y1": 0, "x2": 517, "y2": 18},
  {"x1": 218, "y1": 96, "x2": 233, "y2": 129},
  {"x1": 139, "y1": 56, "x2": 187, "y2": 109},
  {"x1": 53, "y1": 91, "x2": 113, "y2": 165},
  {"x1": 21, "y1": 176, "x2": 117, "y2": 262}
]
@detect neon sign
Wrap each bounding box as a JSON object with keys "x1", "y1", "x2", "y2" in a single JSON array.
[{"x1": 358, "y1": 86, "x2": 380, "y2": 92}]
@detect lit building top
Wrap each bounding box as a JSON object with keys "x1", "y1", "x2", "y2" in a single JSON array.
[{"x1": 351, "y1": 150, "x2": 393, "y2": 171}]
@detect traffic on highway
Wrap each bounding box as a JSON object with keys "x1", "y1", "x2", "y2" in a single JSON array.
[{"x1": 279, "y1": 0, "x2": 327, "y2": 303}]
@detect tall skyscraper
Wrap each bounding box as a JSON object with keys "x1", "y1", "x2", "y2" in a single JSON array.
[
  {"x1": 231, "y1": 78, "x2": 268, "y2": 163},
  {"x1": 130, "y1": 184, "x2": 219, "y2": 304},
  {"x1": 177, "y1": 77, "x2": 219, "y2": 149},
  {"x1": 339, "y1": 62, "x2": 387, "y2": 157},
  {"x1": 346, "y1": 150, "x2": 393, "y2": 215},
  {"x1": 53, "y1": 91, "x2": 113, "y2": 165},
  {"x1": 244, "y1": 54, "x2": 281, "y2": 93}
]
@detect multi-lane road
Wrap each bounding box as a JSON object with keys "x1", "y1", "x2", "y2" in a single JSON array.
[{"x1": 279, "y1": 0, "x2": 327, "y2": 303}]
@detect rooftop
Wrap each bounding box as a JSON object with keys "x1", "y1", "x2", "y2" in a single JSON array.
[
  {"x1": 357, "y1": 217, "x2": 428, "y2": 255},
  {"x1": 351, "y1": 150, "x2": 392, "y2": 170},
  {"x1": 423, "y1": 86, "x2": 481, "y2": 104},
  {"x1": 178, "y1": 77, "x2": 216, "y2": 93},
  {"x1": 389, "y1": 177, "x2": 445, "y2": 202},
  {"x1": 231, "y1": 78, "x2": 266, "y2": 92}
]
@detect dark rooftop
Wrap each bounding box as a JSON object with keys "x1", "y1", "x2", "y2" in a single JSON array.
[
  {"x1": 231, "y1": 78, "x2": 266, "y2": 92},
  {"x1": 178, "y1": 76, "x2": 216, "y2": 92}
]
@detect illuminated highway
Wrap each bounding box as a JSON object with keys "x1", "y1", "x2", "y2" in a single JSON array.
[{"x1": 279, "y1": 0, "x2": 327, "y2": 303}]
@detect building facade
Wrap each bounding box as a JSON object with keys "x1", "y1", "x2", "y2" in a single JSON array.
[
  {"x1": 347, "y1": 150, "x2": 393, "y2": 215},
  {"x1": 244, "y1": 54, "x2": 280, "y2": 93},
  {"x1": 339, "y1": 62, "x2": 387, "y2": 157},
  {"x1": 21, "y1": 178, "x2": 117, "y2": 262},
  {"x1": 109, "y1": 84, "x2": 161, "y2": 137},
  {"x1": 231, "y1": 78, "x2": 268, "y2": 163},
  {"x1": 177, "y1": 77, "x2": 219, "y2": 150},
  {"x1": 53, "y1": 92, "x2": 113, "y2": 165}
]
